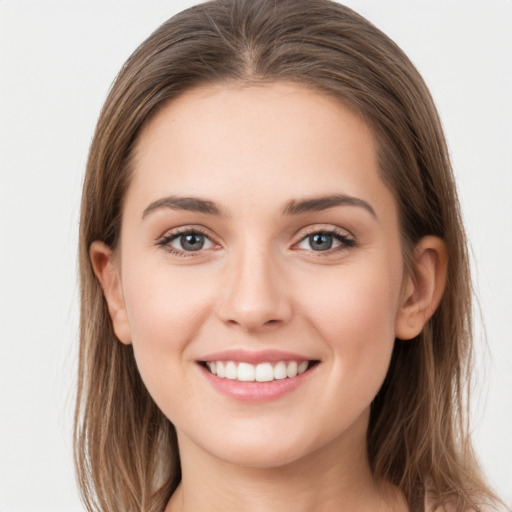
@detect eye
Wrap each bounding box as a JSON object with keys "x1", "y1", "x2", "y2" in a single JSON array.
[
  {"x1": 295, "y1": 229, "x2": 356, "y2": 253},
  {"x1": 302, "y1": 233, "x2": 338, "y2": 251},
  {"x1": 158, "y1": 229, "x2": 216, "y2": 255}
]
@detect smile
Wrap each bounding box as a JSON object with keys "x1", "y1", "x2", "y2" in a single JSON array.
[
  {"x1": 198, "y1": 350, "x2": 320, "y2": 401},
  {"x1": 205, "y1": 360, "x2": 310, "y2": 382}
]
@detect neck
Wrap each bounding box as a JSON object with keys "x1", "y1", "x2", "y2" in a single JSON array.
[{"x1": 166, "y1": 414, "x2": 407, "y2": 512}]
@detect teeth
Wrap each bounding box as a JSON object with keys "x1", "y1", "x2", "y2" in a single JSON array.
[
  {"x1": 216, "y1": 361, "x2": 226, "y2": 378},
  {"x1": 298, "y1": 361, "x2": 308, "y2": 374},
  {"x1": 255, "y1": 362, "x2": 274, "y2": 382},
  {"x1": 205, "y1": 360, "x2": 312, "y2": 382},
  {"x1": 237, "y1": 362, "x2": 255, "y2": 381},
  {"x1": 274, "y1": 361, "x2": 287, "y2": 380},
  {"x1": 287, "y1": 361, "x2": 298, "y2": 378},
  {"x1": 225, "y1": 361, "x2": 237, "y2": 380}
]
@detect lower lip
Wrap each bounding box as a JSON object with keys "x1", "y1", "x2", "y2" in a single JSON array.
[{"x1": 199, "y1": 364, "x2": 316, "y2": 402}]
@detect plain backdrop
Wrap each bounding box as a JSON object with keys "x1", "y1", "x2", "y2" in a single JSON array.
[{"x1": 0, "y1": 1, "x2": 511, "y2": 510}]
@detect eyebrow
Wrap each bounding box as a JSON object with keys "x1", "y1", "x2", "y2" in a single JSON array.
[
  {"x1": 142, "y1": 193, "x2": 377, "y2": 220},
  {"x1": 142, "y1": 196, "x2": 225, "y2": 219},
  {"x1": 282, "y1": 194, "x2": 377, "y2": 218}
]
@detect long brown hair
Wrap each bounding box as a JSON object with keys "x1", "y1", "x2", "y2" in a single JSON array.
[{"x1": 75, "y1": 1, "x2": 501, "y2": 510}]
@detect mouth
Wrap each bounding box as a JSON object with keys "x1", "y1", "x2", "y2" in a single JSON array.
[{"x1": 200, "y1": 359, "x2": 320, "y2": 383}]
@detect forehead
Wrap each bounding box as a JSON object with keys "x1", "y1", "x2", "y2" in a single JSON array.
[{"x1": 126, "y1": 82, "x2": 396, "y2": 222}]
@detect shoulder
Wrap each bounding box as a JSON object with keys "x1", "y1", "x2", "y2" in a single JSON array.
[{"x1": 427, "y1": 501, "x2": 510, "y2": 512}]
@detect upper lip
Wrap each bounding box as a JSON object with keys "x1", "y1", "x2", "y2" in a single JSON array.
[{"x1": 198, "y1": 349, "x2": 316, "y2": 365}]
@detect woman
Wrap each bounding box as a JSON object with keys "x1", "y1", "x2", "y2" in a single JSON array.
[{"x1": 74, "y1": 0, "x2": 505, "y2": 510}]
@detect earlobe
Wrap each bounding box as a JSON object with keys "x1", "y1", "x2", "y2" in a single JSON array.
[
  {"x1": 395, "y1": 236, "x2": 448, "y2": 340},
  {"x1": 89, "y1": 241, "x2": 132, "y2": 345}
]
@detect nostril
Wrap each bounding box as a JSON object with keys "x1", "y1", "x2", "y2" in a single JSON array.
[
  {"x1": 223, "y1": 316, "x2": 283, "y2": 332},
  {"x1": 217, "y1": 289, "x2": 293, "y2": 331}
]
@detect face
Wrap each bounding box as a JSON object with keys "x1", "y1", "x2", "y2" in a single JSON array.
[{"x1": 99, "y1": 83, "x2": 414, "y2": 469}]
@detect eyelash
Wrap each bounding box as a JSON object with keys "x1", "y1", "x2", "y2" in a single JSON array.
[
  {"x1": 294, "y1": 226, "x2": 356, "y2": 256},
  {"x1": 156, "y1": 226, "x2": 356, "y2": 257},
  {"x1": 156, "y1": 227, "x2": 217, "y2": 257}
]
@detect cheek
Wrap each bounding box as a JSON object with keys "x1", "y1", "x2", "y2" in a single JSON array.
[
  {"x1": 305, "y1": 258, "x2": 400, "y2": 332},
  {"x1": 123, "y1": 261, "x2": 213, "y2": 343},
  {"x1": 119, "y1": 262, "x2": 220, "y2": 421},
  {"x1": 120, "y1": 260, "x2": 218, "y2": 393},
  {"x1": 299, "y1": 258, "x2": 402, "y2": 389}
]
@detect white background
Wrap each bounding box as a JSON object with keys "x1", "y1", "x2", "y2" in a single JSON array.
[{"x1": 0, "y1": 1, "x2": 511, "y2": 510}]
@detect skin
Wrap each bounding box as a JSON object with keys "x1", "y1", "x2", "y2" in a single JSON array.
[{"x1": 91, "y1": 83, "x2": 447, "y2": 512}]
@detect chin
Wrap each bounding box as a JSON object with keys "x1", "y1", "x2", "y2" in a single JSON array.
[
  {"x1": 198, "y1": 422, "x2": 345, "y2": 471},
  {"x1": 212, "y1": 442, "x2": 310, "y2": 469}
]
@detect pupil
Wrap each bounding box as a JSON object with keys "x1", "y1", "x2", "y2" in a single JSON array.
[
  {"x1": 310, "y1": 233, "x2": 333, "y2": 251},
  {"x1": 182, "y1": 233, "x2": 204, "y2": 251}
]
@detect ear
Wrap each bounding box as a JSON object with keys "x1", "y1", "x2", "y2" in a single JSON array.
[
  {"x1": 395, "y1": 236, "x2": 448, "y2": 340},
  {"x1": 89, "y1": 241, "x2": 132, "y2": 345}
]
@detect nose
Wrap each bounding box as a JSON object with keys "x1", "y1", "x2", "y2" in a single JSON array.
[{"x1": 216, "y1": 246, "x2": 293, "y2": 332}]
